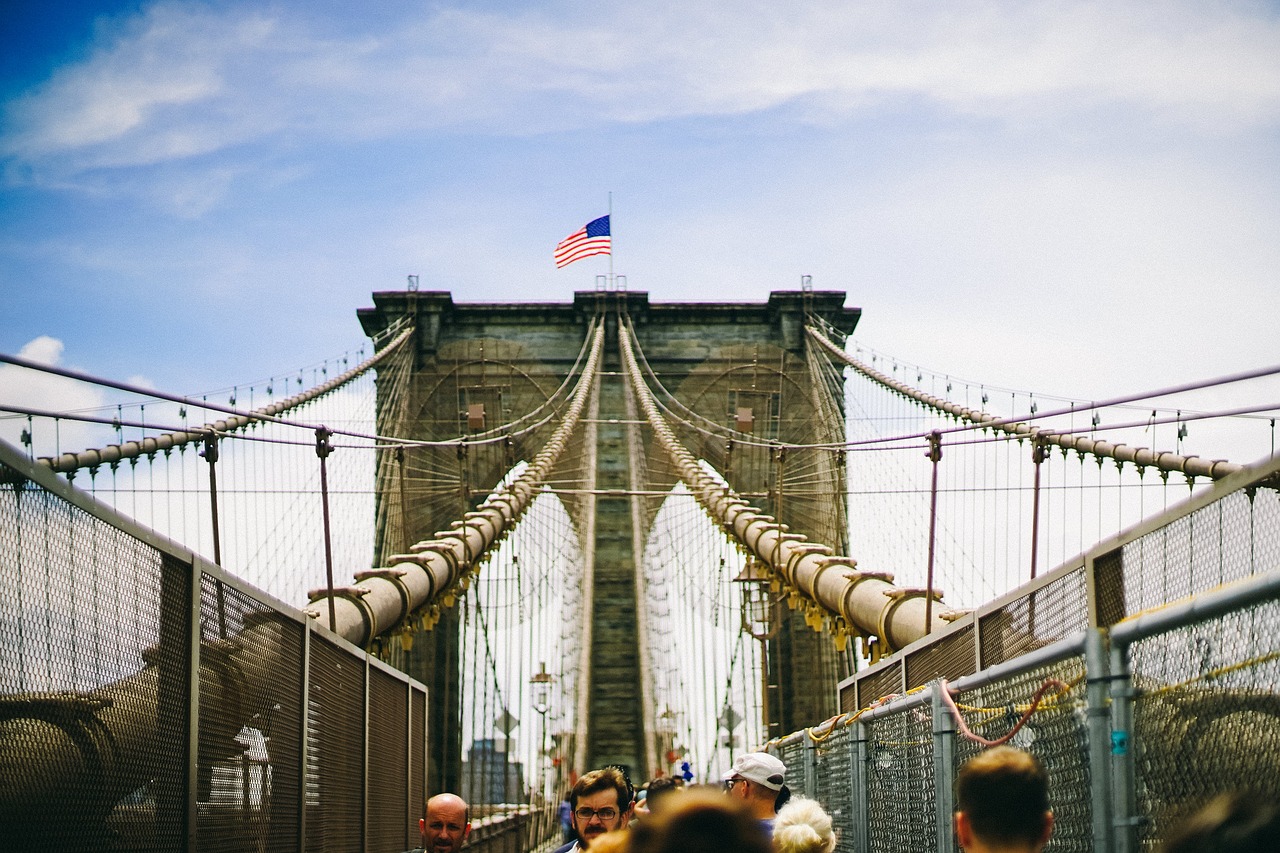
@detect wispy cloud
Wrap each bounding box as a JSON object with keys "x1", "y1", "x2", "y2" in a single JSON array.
[
  {"x1": 0, "y1": 337, "x2": 112, "y2": 456},
  {"x1": 3, "y1": 1, "x2": 1277, "y2": 190}
]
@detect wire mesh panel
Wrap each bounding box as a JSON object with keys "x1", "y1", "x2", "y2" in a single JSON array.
[
  {"x1": 810, "y1": 724, "x2": 857, "y2": 853},
  {"x1": 864, "y1": 706, "x2": 936, "y2": 853},
  {"x1": 1127, "y1": 596, "x2": 1280, "y2": 850},
  {"x1": 409, "y1": 685, "x2": 427, "y2": 841},
  {"x1": 854, "y1": 661, "x2": 904, "y2": 711},
  {"x1": 979, "y1": 569, "x2": 1088, "y2": 669},
  {"x1": 1, "y1": 440, "x2": 431, "y2": 852},
  {"x1": 950, "y1": 656, "x2": 1092, "y2": 853},
  {"x1": 305, "y1": 635, "x2": 367, "y2": 853},
  {"x1": 905, "y1": 623, "x2": 976, "y2": 691},
  {"x1": 367, "y1": 666, "x2": 411, "y2": 853},
  {"x1": 777, "y1": 737, "x2": 807, "y2": 798},
  {"x1": 0, "y1": 457, "x2": 191, "y2": 853},
  {"x1": 197, "y1": 574, "x2": 307, "y2": 853},
  {"x1": 1101, "y1": 484, "x2": 1280, "y2": 624}
]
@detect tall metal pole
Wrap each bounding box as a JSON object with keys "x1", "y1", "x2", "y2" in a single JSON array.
[
  {"x1": 202, "y1": 431, "x2": 228, "y2": 639},
  {"x1": 1030, "y1": 437, "x2": 1046, "y2": 580},
  {"x1": 316, "y1": 426, "x2": 337, "y2": 631},
  {"x1": 396, "y1": 445, "x2": 410, "y2": 554},
  {"x1": 925, "y1": 431, "x2": 943, "y2": 630}
]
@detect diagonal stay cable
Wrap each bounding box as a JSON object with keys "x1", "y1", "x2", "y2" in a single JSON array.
[
  {"x1": 807, "y1": 324, "x2": 1279, "y2": 479},
  {"x1": 4, "y1": 326, "x2": 412, "y2": 472}
]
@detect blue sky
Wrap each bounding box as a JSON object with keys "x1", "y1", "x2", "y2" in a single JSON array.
[{"x1": 1, "y1": 1, "x2": 1278, "y2": 455}]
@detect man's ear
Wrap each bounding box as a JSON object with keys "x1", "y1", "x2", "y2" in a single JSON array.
[
  {"x1": 954, "y1": 812, "x2": 973, "y2": 847},
  {"x1": 1038, "y1": 812, "x2": 1054, "y2": 847},
  {"x1": 419, "y1": 818, "x2": 425, "y2": 836},
  {"x1": 463, "y1": 822, "x2": 472, "y2": 840}
]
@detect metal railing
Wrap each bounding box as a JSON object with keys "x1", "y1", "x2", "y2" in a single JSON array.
[
  {"x1": 0, "y1": 438, "x2": 429, "y2": 853},
  {"x1": 769, "y1": 453, "x2": 1280, "y2": 852}
]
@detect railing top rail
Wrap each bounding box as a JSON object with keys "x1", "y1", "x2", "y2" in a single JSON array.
[
  {"x1": 1110, "y1": 567, "x2": 1280, "y2": 649},
  {"x1": 947, "y1": 631, "x2": 1088, "y2": 695}
]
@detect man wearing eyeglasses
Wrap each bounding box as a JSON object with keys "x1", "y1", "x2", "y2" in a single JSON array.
[
  {"x1": 552, "y1": 766, "x2": 634, "y2": 851},
  {"x1": 722, "y1": 752, "x2": 790, "y2": 832}
]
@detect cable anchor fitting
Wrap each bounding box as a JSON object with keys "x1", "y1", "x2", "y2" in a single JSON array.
[{"x1": 315, "y1": 426, "x2": 333, "y2": 459}]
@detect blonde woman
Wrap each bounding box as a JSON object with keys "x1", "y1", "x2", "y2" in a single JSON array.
[{"x1": 772, "y1": 798, "x2": 836, "y2": 853}]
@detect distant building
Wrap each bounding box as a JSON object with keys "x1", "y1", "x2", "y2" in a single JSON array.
[{"x1": 460, "y1": 738, "x2": 526, "y2": 804}]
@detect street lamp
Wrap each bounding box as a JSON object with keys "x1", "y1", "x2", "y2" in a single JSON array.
[
  {"x1": 530, "y1": 663, "x2": 554, "y2": 801},
  {"x1": 733, "y1": 556, "x2": 779, "y2": 738},
  {"x1": 733, "y1": 556, "x2": 779, "y2": 641},
  {"x1": 531, "y1": 662, "x2": 553, "y2": 715}
]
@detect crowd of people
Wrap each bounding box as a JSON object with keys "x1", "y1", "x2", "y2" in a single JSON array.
[{"x1": 403, "y1": 745, "x2": 1275, "y2": 853}]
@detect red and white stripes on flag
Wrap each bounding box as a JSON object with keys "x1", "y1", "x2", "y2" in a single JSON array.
[{"x1": 554, "y1": 215, "x2": 611, "y2": 268}]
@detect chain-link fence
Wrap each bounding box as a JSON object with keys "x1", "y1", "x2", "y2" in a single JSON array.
[
  {"x1": 771, "y1": 455, "x2": 1280, "y2": 853},
  {"x1": 0, "y1": 439, "x2": 428, "y2": 853}
]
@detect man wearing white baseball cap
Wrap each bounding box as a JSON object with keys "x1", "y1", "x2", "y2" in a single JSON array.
[{"x1": 722, "y1": 752, "x2": 792, "y2": 832}]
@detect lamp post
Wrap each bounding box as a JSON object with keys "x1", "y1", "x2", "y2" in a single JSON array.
[
  {"x1": 530, "y1": 663, "x2": 553, "y2": 802},
  {"x1": 733, "y1": 556, "x2": 779, "y2": 739}
]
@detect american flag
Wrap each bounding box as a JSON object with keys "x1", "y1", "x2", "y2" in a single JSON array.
[{"x1": 554, "y1": 215, "x2": 610, "y2": 268}]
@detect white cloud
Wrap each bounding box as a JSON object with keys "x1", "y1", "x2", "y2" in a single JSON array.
[
  {"x1": 15, "y1": 335, "x2": 64, "y2": 366},
  {"x1": 3, "y1": 0, "x2": 1277, "y2": 188},
  {"x1": 0, "y1": 337, "x2": 112, "y2": 457}
]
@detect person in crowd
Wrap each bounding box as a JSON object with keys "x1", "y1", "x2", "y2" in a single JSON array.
[
  {"x1": 772, "y1": 797, "x2": 837, "y2": 853},
  {"x1": 953, "y1": 746, "x2": 1053, "y2": 853},
  {"x1": 630, "y1": 787, "x2": 771, "y2": 853},
  {"x1": 405, "y1": 792, "x2": 471, "y2": 853},
  {"x1": 723, "y1": 752, "x2": 791, "y2": 832},
  {"x1": 1161, "y1": 790, "x2": 1280, "y2": 852},
  {"x1": 553, "y1": 765, "x2": 635, "y2": 852},
  {"x1": 633, "y1": 776, "x2": 684, "y2": 821},
  {"x1": 559, "y1": 797, "x2": 576, "y2": 843}
]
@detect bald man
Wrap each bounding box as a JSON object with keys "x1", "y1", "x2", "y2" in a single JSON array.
[{"x1": 408, "y1": 793, "x2": 471, "y2": 853}]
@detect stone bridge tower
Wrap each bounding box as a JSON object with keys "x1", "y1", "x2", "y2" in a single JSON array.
[{"x1": 357, "y1": 289, "x2": 860, "y2": 791}]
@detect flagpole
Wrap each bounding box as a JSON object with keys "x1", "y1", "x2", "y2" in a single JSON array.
[{"x1": 608, "y1": 191, "x2": 614, "y2": 288}]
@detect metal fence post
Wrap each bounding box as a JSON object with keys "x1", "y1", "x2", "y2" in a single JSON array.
[
  {"x1": 932, "y1": 681, "x2": 958, "y2": 853},
  {"x1": 363, "y1": 655, "x2": 371, "y2": 852},
  {"x1": 804, "y1": 729, "x2": 818, "y2": 800},
  {"x1": 1109, "y1": 639, "x2": 1138, "y2": 853},
  {"x1": 851, "y1": 718, "x2": 870, "y2": 853},
  {"x1": 406, "y1": 679, "x2": 414, "y2": 853},
  {"x1": 299, "y1": 620, "x2": 311, "y2": 853},
  {"x1": 1085, "y1": 628, "x2": 1114, "y2": 853},
  {"x1": 180, "y1": 555, "x2": 202, "y2": 845}
]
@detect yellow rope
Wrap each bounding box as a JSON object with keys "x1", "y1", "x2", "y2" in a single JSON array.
[
  {"x1": 806, "y1": 714, "x2": 845, "y2": 742},
  {"x1": 953, "y1": 671, "x2": 1085, "y2": 714},
  {"x1": 1115, "y1": 574, "x2": 1275, "y2": 627},
  {"x1": 838, "y1": 684, "x2": 930, "y2": 729},
  {"x1": 1136, "y1": 649, "x2": 1280, "y2": 701}
]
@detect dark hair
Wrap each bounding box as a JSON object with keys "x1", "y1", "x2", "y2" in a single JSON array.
[
  {"x1": 955, "y1": 746, "x2": 1050, "y2": 846},
  {"x1": 1162, "y1": 791, "x2": 1280, "y2": 853},
  {"x1": 774, "y1": 784, "x2": 792, "y2": 812},
  {"x1": 645, "y1": 776, "x2": 683, "y2": 810},
  {"x1": 571, "y1": 766, "x2": 634, "y2": 811},
  {"x1": 630, "y1": 788, "x2": 770, "y2": 853},
  {"x1": 605, "y1": 764, "x2": 636, "y2": 804}
]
